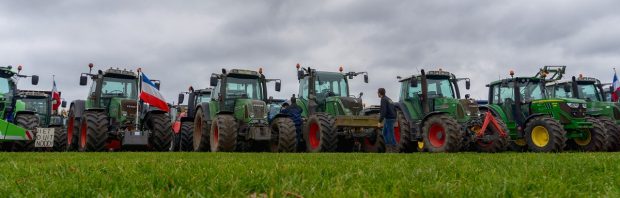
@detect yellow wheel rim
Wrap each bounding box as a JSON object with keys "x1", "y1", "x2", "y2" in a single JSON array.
[
  {"x1": 417, "y1": 141, "x2": 424, "y2": 150},
  {"x1": 531, "y1": 126, "x2": 550, "y2": 147},
  {"x1": 574, "y1": 131, "x2": 592, "y2": 146},
  {"x1": 515, "y1": 139, "x2": 527, "y2": 146}
]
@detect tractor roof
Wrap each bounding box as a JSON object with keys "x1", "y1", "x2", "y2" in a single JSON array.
[
  {"x1": 195, "y1": 88, "x2": 212, "y2": 94},
  {"x1": 103, "y1": 68, "x2": 138, "y2": 79},
  {"x1": 18, "y1": 90, "x2": 51, "y2": 99},
  {"x1": 227, "y1": 69, "x2": 261, "y2": 77},
  {"x1": 488, "y1": 77, "x2": 544, "y2": 85},
  {"x1": 398, "y1": 70, "x2": 455, "y2": 82},
  {"x1": 0, "y1": 66, "x2": 17, "y2": 78}
]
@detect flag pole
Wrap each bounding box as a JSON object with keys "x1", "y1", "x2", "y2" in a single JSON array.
[{"x1": 136, "y1": 68, "x2": 141, "y2": 132}]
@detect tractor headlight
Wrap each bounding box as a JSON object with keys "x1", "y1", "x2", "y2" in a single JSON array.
[{"x1": 566, "y1": 103, "x2": 580, "y2": 109}]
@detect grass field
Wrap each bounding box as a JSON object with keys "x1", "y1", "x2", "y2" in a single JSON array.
[{"x1": 1, "y1": 152, "x2": 619, "y2": 197}]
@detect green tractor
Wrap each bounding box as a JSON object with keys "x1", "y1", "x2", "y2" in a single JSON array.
[
  {"x1": 0, "y1": 65, "x2": 40, "y2": 151},
  {"x1": 547, "y1": 75, "x2": 620, "y2": 151},
  {"x1": 18, "y1": 90, "x2": 68, "y2": 151},
  {"x1": 395, "y1": 69, "x2": 509, "y2": 153},
  {"x1": 192, "y1": 68, "x2": 296, "y2": 152},
  {"x1": 484, "y1": 66, "x2": 606, "y2": 152},
  {"x1": 294, "y1": 64, "x2": 384, "y2": 153},
  {"x1": 67, "y1": 63, "x2": 172, "y2": 151},
  {"x1": 173, "y1": 87, "x2": 212, "y2": 151}
]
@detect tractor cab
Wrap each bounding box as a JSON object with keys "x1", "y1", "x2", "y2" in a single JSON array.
[
  {"x1": 296, "y1": 65, "x2": 368, "y2": 117},
  {"x1": 548, "y1": 76, "x2": 620, "y2": 122},
  {"x1": 0, "y1": 66, "x2": 39, "y2": 121},
  {"x1": 399, "y1": 69, "x2": 475, "y2": 123}
]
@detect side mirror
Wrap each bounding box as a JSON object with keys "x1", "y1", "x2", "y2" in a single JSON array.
[
  {"x1": 465, "y1": 94, "x2": 470, "y2": 99},
  {"x1": 61, "y1": 101, "x2": 67, "y2": 108},
  {"x1": 210, "y1": 76, "x2": 218, "y2": 87},
  {"x1": 410, "y1": 77, "x2": 418, "y2": 87},
  {"x1": 154, "y1": 82, "x2": 161, "y2": 90},
  {"x1": 79, "y1": 76, "x2": 88, "y2": 86},
  {"x1": 563, "y1": 84, "x2": 571, "y2": 93},
  {"x1": 275, "y1": 81, "x2": 281, "y2": 92},
  {"x1": 178, "y1": 93, "x2": 185, "y2": 104},
  {"x1": 359, "y1": 92, "x2": 364, "y2": 98},
  {"x1": 31, "y1": 75, "x2": 39, "y2": 85},
  {"x1": 364, "y1": 74, "x2": 369, "y2": 83},
  {"x1": 297, "y1": 70, "x2": 304, "y2": 80},
  {"x1": 465, "y1": 80, "x2": 471, "y2": 90}
]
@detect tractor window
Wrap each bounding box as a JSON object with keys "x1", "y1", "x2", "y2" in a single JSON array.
[
  {"x1": 315, "y1": 72, "x2": 348, "y2": 97},
  {"x1": 577, "y1": 83, "x2": 601, "y2": 102},
  {"x1": 426, "y1": 78, "x2": 455, "y2": 98},
  {"x1": 552, "y1": 85, "x2": 572, "y2": 98},
  {"x1": 490, "y1": 82, "x2": 516, "y2": 105},
  {"x1": 299, "y1": 78, "x2": 309, "y2": 99},
  {"x1": 22, "y1": 98, "x2": 49, "y2": 115},
  {"x1": 226, "y1": 77, "x2": 264, "y2": 100},
  {"x1": 0, "y1": 78, "x2": 9, "y2": 94},
  {"x1": 518, "y1": 80, "x2": 545, "y2": 102},
  {"x1": 401, "y1": 80, "x2": 421, "y2": 100},
  {"x1": 197, "y1": 93, "x2": 211, "y2": 103},
  {"x1": 101, "y1": 77, "x2": 137, "y2": 99}
]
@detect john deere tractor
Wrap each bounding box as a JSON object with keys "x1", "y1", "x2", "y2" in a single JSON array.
[
  {"x1": 547, "y1": 75, "x2": 620, "y2": 151},
  {"x1": 67, "y1": 63, "x2": 172, "y2": 151},
  {"x1": 395, "y1": 69, "x2": 509, "y2": 153},
  {"x1": 0, "y1": 65, "x2": 40, "y2": 151},
  {"x1": 173, "y1": 87, "x2": 212, "y2": 151},
  {"x1": 484, "y1": 66, "x2": 606, "y2": 152},
  {"x1": 192, "y1": 68, "x2": 296, "y2": 152},
  {"x1": 18, "y1": 90, "x2": 67, "y2": 151},
  {"x1": 294, "y1": 64, "x2": 384, "y2": 153}
]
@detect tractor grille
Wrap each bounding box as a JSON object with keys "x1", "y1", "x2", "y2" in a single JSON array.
[
  {"x1": 252, "y1": 101, "x2": 266, "y2": 118},
  {"x1": 560, "y1": 103, "x2": 586, "y2": 118}
]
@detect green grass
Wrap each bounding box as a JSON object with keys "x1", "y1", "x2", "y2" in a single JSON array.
[{"x1": 1, "y1": 152, "x2": 619, "y2": 197}]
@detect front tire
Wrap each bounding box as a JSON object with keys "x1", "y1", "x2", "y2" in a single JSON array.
[
  {"x1": 270, "y1": 117, "x2": 297, "y2": 152},
  {"x1": 179, "y1": 122, "x2": 194, "y2": 151},
  {"x1": 469, "y1": 118, "x2": 509, "y2": 153},
  {"x1": 421, "y1": 114, "x2": 461, "y2": 152},
  {"x1": 53, "y1": 127, "x2": 68, "y2": 152},
  {"x1": 78, "y1": 111, "x2": 108, "y2": 152},
  {"x1": 395, "y1": 109, "x2": 414, "y2": 152},
  {"x1": 571, "y1": 117, "x2": 607, "y2": 152},
  {"x1": 598, "y1": 117, "x2": 620, "y2": 151},
  {"x1": 362, "y1": 128, "x2": 385, "y2": 153},
  {"x1": 12, "y1": 114, "x2": 40, "y2": 151},
  {"x1": 524, "y1": 116, "x2": 566, "y2": 152},
  {"x1": 193, "y1": 108, "x2": 210, "y2": 151},
  {"x1": 210, "y1": 114, "x2": 237, "y2": 152},
  {"x1": 304, "y1": 113, "x2": 337, "y2": 152},
  {"x1": 147, "y1": 113, "x2": 173, "y2": 151}
]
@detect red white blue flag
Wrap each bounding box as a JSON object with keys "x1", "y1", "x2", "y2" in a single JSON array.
[
  {"x1": 52, "y1": 79, "x2": 61, "y2": 110},
  {"x1": 613, "y1": 70, "x2": 620, "y2": 102},
  {"x1": 139, "y1": 73, "x2": 169, "y2": 112}
]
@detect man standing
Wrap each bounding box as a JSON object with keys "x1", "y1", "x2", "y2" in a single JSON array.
[
  {"x1": 281, "y1": 96, "x2": 304, "y2": 151},
  {"x1": 378, "y1": 88, "x2": 397, "y2": 152}
]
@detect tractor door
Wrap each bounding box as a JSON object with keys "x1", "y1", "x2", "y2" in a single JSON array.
[
  {"x1": 490, "y1": 81, "x2": 517, "y2": 122},
  {"x1": 401, "y1": 80, "x2": 423, "y2": 120}
]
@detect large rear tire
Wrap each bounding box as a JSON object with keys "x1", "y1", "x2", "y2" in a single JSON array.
[
  {"x1": 12, "y1": 114, "x2": 40, "y2": 151},
  {"x1": 304, "y1": 113, "x2": 337, "y2": 152},
  {"x1": 395, "y1": 109, "x2": 414, "y2": 152},
  {"x1": 598, "y1": 117, "x2": 620, "y2": 151},
  {"x1": 52, "y1": 127, "x2": 68, "y2": 152},
  {"x1": 66, "y1": 106, "x2": 79, "y2": 151},
  {"x1": 147, "y1": 114, "x2": 173, "y2": 151},
  {"x1": 78, "y1": 111, "x2": 108, "y2": 152},
  {"x1": 421, "y1": 114, "x2": 461, "y2": 152},
  {"x1": 571, "y1": 117, "x2": 607, "y2": 152},
  {"x1": 179, "y1": 121, "x2": 194, "y2": 151},
  {"x1": 193, "y1": 108, "x2": 210, "y2": 151},
  {"x1": 270, "y1": 117, "x2": 297, "y2": 152},
  {"x1": 469, "y1": 118, "x2": 509, "y2": 153},
  {"x1": 210, "y1": 114, "x2": 237, "y2": 152},
  {"x1": 524, "y1": 116, "x2": 566, "y2": 152},
  {"x1": 362, "y1": 128, "x2": 385, "y2": 153}
]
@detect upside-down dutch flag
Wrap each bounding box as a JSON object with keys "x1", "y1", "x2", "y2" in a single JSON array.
[
  {"x1": 139, "y1": 73, "x2": 169, "y2": 112},
  {"x1": 52, "y1": 79, "x2": 61, "y2": 111},
  {"x1": 613, "y1": 71, "x2": 620, "y2": 102}
]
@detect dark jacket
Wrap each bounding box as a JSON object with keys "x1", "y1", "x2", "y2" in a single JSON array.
[
  {"x1": 281, "y1": 103, "x2": 303, "y2": 126},
  {"x1": 380, "y1": 96, "x2": 396, "y2": 121}
]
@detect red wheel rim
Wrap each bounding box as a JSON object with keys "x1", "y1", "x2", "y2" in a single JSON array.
[
  {"x1": 428, "y1": 123, "x2": 446, "y2": 147},
  {"x1": 213, "y1": 124, "x2": 219, "y2": 146},
  {"x1": 309, "y1": 122, "x2": 320, "y2": 149},
  {"x1": 80, "y1": 120, "x2": 87, "y2": 149},
  {"x1": 394, "y1": 121, "x2": 401, "y2": 143},
  {"x1": 67, "y1": 116, "x2": 74, "y2": 145}
]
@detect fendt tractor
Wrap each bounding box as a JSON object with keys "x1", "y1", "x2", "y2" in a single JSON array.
[
  {"x1": 485, "y1": 66, "x2": 606, "y2": 152},
  {"x1": 18, "y1": 90, "x2": 67, "y2": 151},
  {"x1": 191, "y1": 68, "x2": 297, "y2": 152},
  {"x1": 395, "y1": 69, "x2": 509, "y2": 153},
  {"x1": 67, "y1": 63, "x2": 172, "y2": 151},
  {"x1": 547, "y1": 75, "x2": 620, "y2": 151},
  {"x1": 294, "y1": 64, "x2": 384, "y2": 153},
  {"x1": 173, "y1": 87, "x2": 212, "y2": 151},
  {"x1": 0, "y1": 65, "x2": 40, "y2": 151}
]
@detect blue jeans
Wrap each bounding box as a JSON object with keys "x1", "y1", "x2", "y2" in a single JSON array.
[{"x1": 383, "y1": 119, "x2": 397, "y2": 145}]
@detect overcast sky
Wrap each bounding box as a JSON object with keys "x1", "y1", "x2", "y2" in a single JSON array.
[{"x1": 1, "y1": 0, "x2": 619, "y2": 106}]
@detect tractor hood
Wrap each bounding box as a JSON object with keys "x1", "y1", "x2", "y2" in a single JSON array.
[
  {"x1": 326, "y1": 96, "x2": 363, "y2": 116},
  {"x1": 431, "y1": 97, "x2": 480, "y2": 121},
  {"x1": 234, "y1": 99, "x2": 268, "y2": 122},
  {"x1": 108, "y1": 98, "x2": 138, "y2": 125},
  {"x1": 587, "y1": 101, "x2": 620, "y2": 119},
  {"x1": 532, "y1": 98, "x2": 587, "y2": 105}
]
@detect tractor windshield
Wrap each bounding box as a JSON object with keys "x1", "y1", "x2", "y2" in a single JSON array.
[
  {"x1": 0, "y1": 78, "x2": 10, "y2": 94},
  {"x1": 225, "y1": 77, "x2": 264, "y2": 100},
  {"x1": 426, "y1": 77, "x2": 455, "y2": 99},
  {"x1": 101, "y1": 77, "x2": 138, "y2": 99},
  {"x1": 22, "y1": 98, "x2": 49, "y2": 115},
  {"x1": 518, "y1": 79, "x2": 545, "y2": 102},
  {"x1": 576, "y1": 82, "x2": 602, "y2": 102},
  {"x1": 197, "y1": 93, "x2": 211, "y2": 103},
  {"x1": 315, "y1": 72, "x2": 348, "y2": 97}
]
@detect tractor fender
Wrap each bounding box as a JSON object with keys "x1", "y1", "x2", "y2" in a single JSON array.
[
  {"x1": 394, "y1": 102, "x2": 413, "y2": 123},
  {"x1": 195, "y1": 102, "x2": 213, "y2": 122},
  {"x1": 479, "y1": 105, "x2": 507, "y2": 121},
  {"x1": 419, "y1": 111, "x2": 450, "y2": 131},
  {"x1": 524, "y1": 113, "x2": 547, "y2": 126},
  {"x1": 15, "y1": 110, "x2": 36, "y2": 116},
  {"x1": 70, "y1": 100, "x2": 87, "y2": 118},
  {"x1": 271, "y1": 113, "x2": 290, "y2": 120}
]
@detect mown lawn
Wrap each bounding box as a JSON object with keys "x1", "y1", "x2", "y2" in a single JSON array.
[{"x1": 0, "y1": 152, "x2": 619, "y2": 197}]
